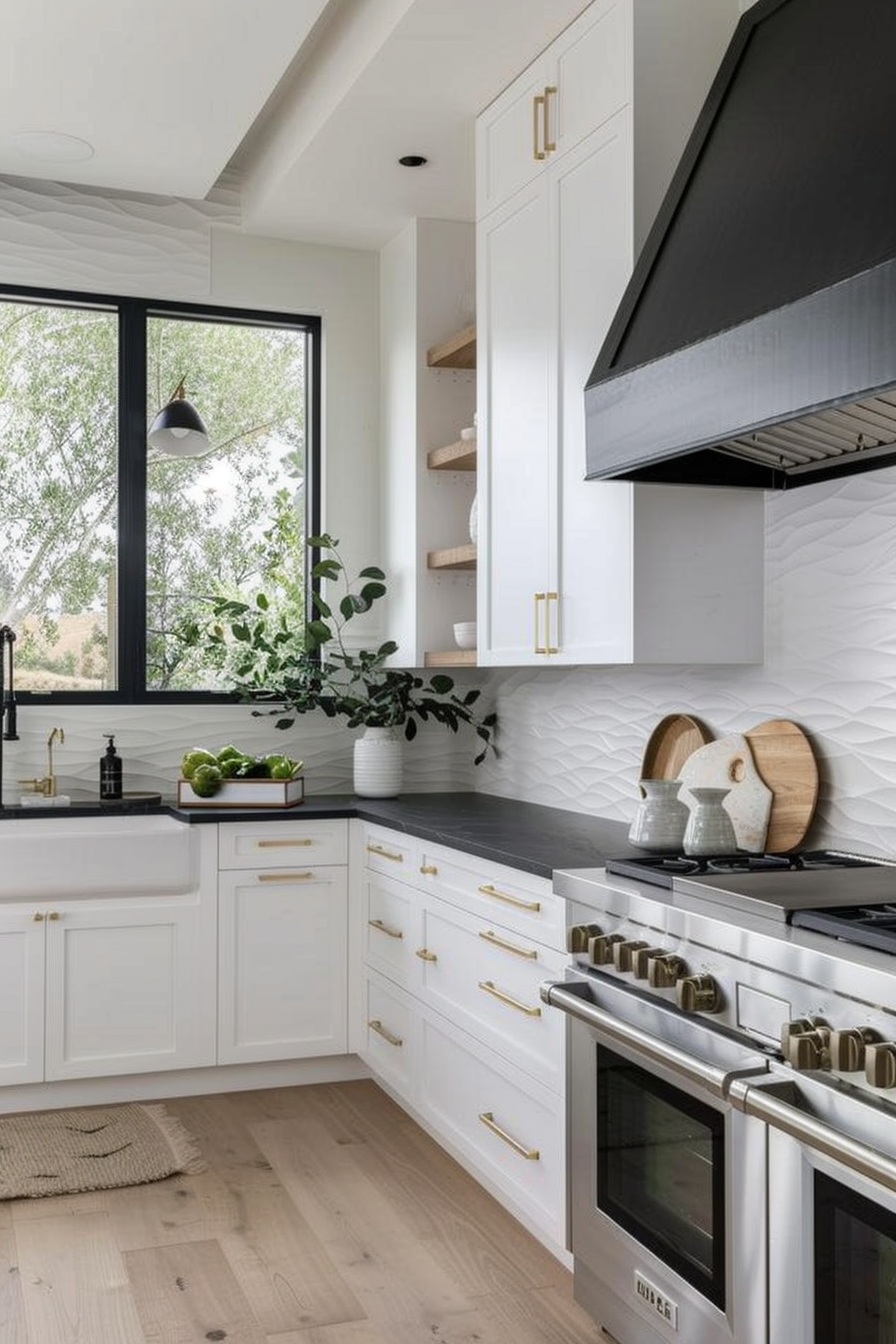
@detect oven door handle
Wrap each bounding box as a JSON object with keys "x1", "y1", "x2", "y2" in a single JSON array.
[
  {"x1": 730, "y1": 1075, "x2": 896, "y2": 1194},
  {"x1": 540, "y1": 979, "x2": 761, "y2": 1100}
]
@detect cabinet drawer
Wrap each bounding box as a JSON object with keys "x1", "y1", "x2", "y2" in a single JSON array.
[
  {"x1": 417, "y1": 842, "x2": 563, "y2": 948},
  {"x1": 361, "y1": 970, "x2": 416, "y2": 1103},
  {"x1": 417, "y1": 1010, "x2": 564, "y2": 1246},
  {"x1": 360, "y1": 823, "x2": 418, "y2": 877},
  {"x1": 219, "y1": 818, "x2": 347, "y2": 869},
  {"x1": 362, "y1": 870, "x2": 420, "y2": 989},
  {"x1": 417, "y1": 897, "x2": 565, "y2": 1093}
]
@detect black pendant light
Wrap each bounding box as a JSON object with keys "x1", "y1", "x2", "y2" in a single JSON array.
[{"x1": 148, "y1": 379, "x2": 209, "y2": 457}]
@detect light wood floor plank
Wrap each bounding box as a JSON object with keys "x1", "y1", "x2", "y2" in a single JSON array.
[
  {"x1": 252, "y1": 1114, "x2": 477, "y2": 1329},
  {"x1": 0, "y1": 1224, "x2": 28, "y2": 1344},
  {"x1": 13, "y1": 1209, "x2": 146, "y2": 1344},
  {"x1": 124, "y1": 1237, "x2": 266, "y2": 1344}
]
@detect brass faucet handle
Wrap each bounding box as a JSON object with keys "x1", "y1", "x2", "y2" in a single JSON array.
[{"x1": 18, "y1": 776, "x2": 52, "y2": 796}]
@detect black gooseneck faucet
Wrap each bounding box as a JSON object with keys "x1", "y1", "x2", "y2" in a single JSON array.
[{"x1": 0, "y1": 625, "x2": 18, "y2": 811}]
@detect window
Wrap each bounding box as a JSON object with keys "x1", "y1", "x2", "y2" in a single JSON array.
[{"x1": 0, "y1": 287, "x2": 319, "y2": 701}]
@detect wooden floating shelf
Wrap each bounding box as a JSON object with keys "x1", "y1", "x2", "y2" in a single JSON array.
[
  {"x1": 426, "y1": 323, "x2": 476, "y2": 369},
  {"x1": 427, "y1": 438, "x2": 477, "y2": 471},
  {"x1": 424, "y1": 649, "x2": 477, "y2": 667},
  {"x1": 427, "y1": 543, "x2": 477, "y2": 571}
]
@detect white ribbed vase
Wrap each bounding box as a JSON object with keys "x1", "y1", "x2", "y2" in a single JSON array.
[{"x1": 353, "y1": 726, "x2": 403, "y2": 798}]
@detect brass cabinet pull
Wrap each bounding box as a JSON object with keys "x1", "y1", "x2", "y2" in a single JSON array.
[
  {"x1": 478, "y1": 980, "x2": 542, "y2": 1017},
  {"x1": 534, "y1": 591, "x2": 547, "y2": 654},
  {"x1": 32, "y1": 912, "x2": 45, "y2": 922},
  {"x1": 545, "y1": 591, "x2": 559, "y2": 655},
  {"x1": 368, "y1": 1018, "x2": 403, "y2": 1048},
  {"x1": 419, "y1": 864, "x2": 439, "y2": 876},
  {"x1": 543, "y1": 85, "x2": 557, "y2": 153},
  {"x1": 479, "y1": 929, "x2": 538, "y2": 960},
  {"x1": 367, "y1": 843, "x2": 404, "y2": 863},
  {"x1": 48, "y1": 911, "x2": 61, "y2": 921},
  {"x1": 415, "y1": 947, "x2": 438, "y2": 963},
  {"x1": 256, "y1": 837, "x2": 313, "y2": 848},
  {"x1": 257, "y1": 871, "x2": 315, "y2": 882},
  {"x1": 479, "y1": 1111, "x2": 540, "y2": 1161},
  {"x1": 533, "y1": 94, "x2": 546, "y2": 160},
  {"x1": 478, "y1": 882, "x2": 541, "y2": 913},
  {"x1": 369, "y1": 918, "x2": 403, "y2": 940}
]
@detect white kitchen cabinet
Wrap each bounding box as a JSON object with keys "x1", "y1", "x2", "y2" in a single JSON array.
[
  {"x1": 0, "y1": 844, "x2": 217, "y2": 1086},
  {"x1": 217, "y1": 819, "x2": 348, "y2": 1064},
  {"x1": 353, "y1": 819, "x2": 567, "y2": 1253},
  {"x1": 476, "y1": 0, "x2": 761, "y2": 667}
]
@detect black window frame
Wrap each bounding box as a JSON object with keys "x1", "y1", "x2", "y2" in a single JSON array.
[{"x1": 0, "y1": 282, "x2": 321, "y2": 706}]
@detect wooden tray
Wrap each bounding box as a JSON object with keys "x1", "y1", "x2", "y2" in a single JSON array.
[
  {"x1": 640, "y1": 714, "x2": 712, "y2": 781},
  {"x1": 744, "y1": 719, "x2": 818, "y2": 852}
]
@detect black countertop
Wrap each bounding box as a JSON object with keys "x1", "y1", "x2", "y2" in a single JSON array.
[{"x1": 2, "y1": 791, "x2": 637, "y2": 881}]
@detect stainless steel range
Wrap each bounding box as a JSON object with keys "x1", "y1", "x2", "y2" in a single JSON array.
[{"x1": 543, "y1": 849, "x2": 896, "y2": 1344}]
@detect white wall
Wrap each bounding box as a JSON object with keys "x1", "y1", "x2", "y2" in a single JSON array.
[{"x1": 0, "y1": 175, "x2": 480, "y2": 801}]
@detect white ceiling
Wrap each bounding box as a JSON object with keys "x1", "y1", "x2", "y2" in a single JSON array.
[{"x1": 0, "y1": 0, "x2": 591, "y2": 250}]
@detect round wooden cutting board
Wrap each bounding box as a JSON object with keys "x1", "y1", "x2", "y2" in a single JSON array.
[
  {"x1": 641, "y1": 714, "x2": 712, "y2": 780},
  {"x1": 744, "y1": 719, "x2": 819, "y2": 852}
]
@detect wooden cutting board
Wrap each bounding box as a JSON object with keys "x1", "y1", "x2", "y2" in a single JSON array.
[
  {"x1": 744, "y1": 719, "x2": 819, "y2": 852},
  {"x1": 641, "y1": 714, "x2": 712, "y2": 780},
  {"x1": 678, "y1": 733, "x2": 773, "y2": 852}
]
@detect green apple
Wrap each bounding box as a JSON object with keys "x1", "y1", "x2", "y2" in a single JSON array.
[
  {"x1": 190, "y1": 763, "x2": 223, "y2": 798},
  {"x1": 181, "y1": 748, "x2": 217, "y2": 780}
]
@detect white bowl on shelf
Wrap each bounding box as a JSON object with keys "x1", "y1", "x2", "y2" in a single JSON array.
[{"x1": 453, "y1": 621, "x2": 477, "y2": 650}]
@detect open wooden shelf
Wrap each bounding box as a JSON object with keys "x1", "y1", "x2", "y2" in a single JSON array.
[
  {"x1": 426, "y1": 324, "x2": 476, "y2": 369},
  {"x1": 424, "y1": 649, "x2": 477, "y2": 667},
  {"x1": 427, "y1": 438, "x2": 477, "y2": 471},
  {"x1": 427, "y1": 543, "x2": 477, "y2": 570}
]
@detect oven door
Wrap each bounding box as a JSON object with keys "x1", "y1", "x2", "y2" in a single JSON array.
[
  {"x1": 544, "y1": 974, "x2": 769, "y2": 1344},
  {"x1": 732, "y1": 1069, "x2": 896, "y2": 1344}
]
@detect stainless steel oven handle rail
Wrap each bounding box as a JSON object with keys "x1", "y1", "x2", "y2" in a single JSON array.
[
  {"x1": 540, "y1": 979, "x2": 761, "y2": 1100},
  {"x1": 729, "y1": 1075, "x2": 896, "y2": 1194}
]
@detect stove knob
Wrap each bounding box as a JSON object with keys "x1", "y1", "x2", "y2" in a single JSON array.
[
  {"x1": 613, "y1": 939, "x2": 650, "y2": 973},
  {"x1": 632, "y1": 947, "x2": 668, "y2": 980},
  {"x1": 788, "y1": 1028, "x2": 831, "y2": 1071},
  {"x1": 588, "y1": 933, "x2": 626, "y2": 966},
  {"x1": 567, "y1": 923, "x2": 602, "y2": 955},
  {"x1": 648, "y1": 953, "x2": 687, "y2": 988},
  {"x1": 780, "y1": 1016, "x2": 828, "y2": 1056},
  {"x1": 830, "y1": 1027, "x2": 879, "y2": 1072},
  {"x1": 865, "y1": 1042, "x2": 896, "y2": 1090},
  {"x1": 676, "y1": 974, "x2": 721, "y2": 1014}
]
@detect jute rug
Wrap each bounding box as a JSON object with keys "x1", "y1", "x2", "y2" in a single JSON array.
[{"x1": 0, "y1": 1102, "x2": 205, "y2": 1200}]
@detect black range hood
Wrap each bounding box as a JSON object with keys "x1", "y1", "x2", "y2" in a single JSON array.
[{"x1": 585, "y1": 0, "x2": 896, "y2": 490}]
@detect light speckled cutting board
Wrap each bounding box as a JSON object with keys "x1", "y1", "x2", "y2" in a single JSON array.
[{"x1": 678, "y1": 733, "x2": 773, "y2": 852}]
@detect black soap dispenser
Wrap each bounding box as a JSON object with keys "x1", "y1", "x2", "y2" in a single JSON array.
[{"x1": 100, "y1": 733, "x2": 123, "y2": 800}]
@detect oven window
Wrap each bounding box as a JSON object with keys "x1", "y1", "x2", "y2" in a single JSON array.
[
  {"x1": 815, "y1": 1171, "x2": 896, "y2": 1343},
  {"x1": 597, "y1": 1044, "x2": 726, "y2": 1308}
]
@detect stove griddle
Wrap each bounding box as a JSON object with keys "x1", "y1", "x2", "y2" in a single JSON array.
[{"x1": 672, "y1": 865, "x2": 896, "y2": 924}]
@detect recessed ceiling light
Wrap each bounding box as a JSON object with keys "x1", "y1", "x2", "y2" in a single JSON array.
[
  {"x1": 10, "y1": 132, "x2": 95, "y2": 164},
  {"x1": 398, "y1": 155, "x2": 428, "y2": 168}
]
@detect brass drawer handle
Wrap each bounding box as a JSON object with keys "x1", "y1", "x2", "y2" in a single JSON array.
[
  {"x1": 478, "y1": 882, "x2": 541, "y2": 913},
  {"x1": 415, "y1": 947, "x2": 438, "y2": 963},
  {"x1": 368, "y1": 1019, "x2": 403, "y2": 1048},
  {"x1": 367, "y1": 843, "x2": 404, "y2": 863},
  {"x1": 479, "y1": 1111, "x2": 540, "y2": 1161},
  {"x1": 478, "y1": 929, "x2": 538, "y2": 960},
  {"x1": 257, "y1": 871, "x2": 315, "y2": 882},
  {"x1": 419, "y1": 864, "x2": 438, "y2": 876},
  {"x1": 256, "y1": 837, "x2": 313, "y2": 848},
  {"x1": 478, "y1": 980, "x2": 542, "y2": 1017},
  {"x1": 369, "y1": 918, "x2": 403, "y2": 940}
]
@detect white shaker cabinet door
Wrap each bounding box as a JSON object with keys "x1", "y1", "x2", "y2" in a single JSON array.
[
  {"x1": 218, "y1": 867, "x2": 348, "y2": 1064},
  {"x1": 477, "y1": 179, "x2": 555, "y2": 666},
  {"x1": 0, "y1": 905, "x2": 45, "y2": 1085}
]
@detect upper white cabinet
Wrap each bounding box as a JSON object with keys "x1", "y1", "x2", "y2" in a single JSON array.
[{"x1": 476, "y1": 0, "x2": 762, "y2": 666}]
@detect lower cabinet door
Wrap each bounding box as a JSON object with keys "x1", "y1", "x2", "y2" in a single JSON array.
[
  {"x1": 360, "y1": 969, "x2": 417, "y2": 1103},
  {"x1": 416, "y1": 1009, "x2": 565, "y2": 1247},
  {"x1": 44, "y1": 893, "x2": 217, "y2": 1080},
  {"x1": 0, "y1": 905, "x2": 45, "y2": 1085},
  {"x1": 218, "y1": 866, "x2": 348, "y2": 1064}
]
